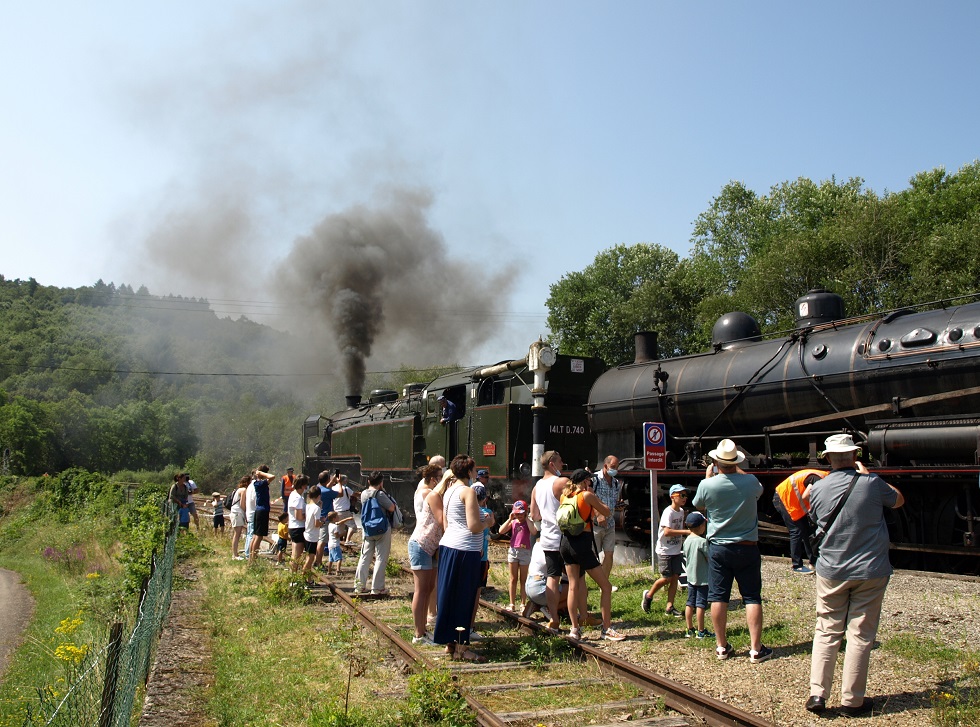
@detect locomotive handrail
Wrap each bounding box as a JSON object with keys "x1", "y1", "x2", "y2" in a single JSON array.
[{"x1": 764, "y1": 384, "x2": 980, "y2": 432}]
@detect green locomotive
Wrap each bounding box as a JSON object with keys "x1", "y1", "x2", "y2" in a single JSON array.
[{"x1": 302, "y1": 342, "x2": 605, "y2": 522}]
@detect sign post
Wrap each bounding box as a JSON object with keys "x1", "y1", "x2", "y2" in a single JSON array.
[{"x1": 643, "y1": 422, "x2": 667, "y2": 567}]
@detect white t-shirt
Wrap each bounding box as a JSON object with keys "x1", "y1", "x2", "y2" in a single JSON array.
[
  {"x1": 304, "y1": 506, "x2": 321, "y2": 543},
  {"x1": 328, "y1": 522, "x2": 341, "y2": 549},
  {"x1": 245, "y1": 483, "x2": 256, "y2": 518},
  {"x1": 332, "y1": 485, "x2": 353, "y2": 511},
  {"x1": 533, "y1": 475, "x2": 562, "y2": 551},
  {"x1": 656, "y1": 506, "x2": 686, "y2": 556},
  {"x1": 287, "y1": 490, "x2": 305, "y2": 529}
]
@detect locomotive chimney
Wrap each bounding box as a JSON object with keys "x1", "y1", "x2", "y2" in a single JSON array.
[
  {"x1": 634, "y1": 331, "x2": 659, "y2": 363},
  {"x1": 345, "y1": 394, "x2": 362, "y2": 409}
]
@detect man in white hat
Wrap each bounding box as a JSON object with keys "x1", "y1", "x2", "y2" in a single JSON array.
[
  {"x1": 691, "y1": 439, "x2": 770, "y2": 663},
  {"x1": 805, "y1": 434, "x2": 904, "y2": 717}
]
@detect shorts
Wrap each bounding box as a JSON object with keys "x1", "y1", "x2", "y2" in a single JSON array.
[
  {"x1": 178, "y1": 522, "x2": 189, "y2": 530},
  {"x1": 319, "y1": 523, "x2": 329, "y2": 543},
  {"x1": 304, "y1": 540, "x2": 318, "y2": 554},
  {"x1": 231, "y1": 509, "x2": 246, "y2": 528},
  {"x1": 187, "y1": 501, "x2": 197, "y2": 515},
  {"x1": 544, "y1": 550, "x2": 565, "y2": 579},
  {"x1": 289, "y1": 527, "x2": 306, "y2": 544},
  {"x1": 408, "y1": 539, "x2": 434, "y2": 570},
  {"x1": 686, "y1": 583, "x2": 709, "y2": 610},
  {"x1": 329, "y1": 545, "x2": 343, "y2": 563},
  {"x1": 507, "y1": 546, "x2": 532, "y2": 565},
  {"x1": 526, "y1": 574, "x2": 567, "y2": 605},
  {"x1": 253, "y1": 509, "x2": 270, "y2": 537},
  {"x1": 707, "y1": 542, "x2": 762, "y2": 605},
  {"x1": 559, "y1": 532, "x2": 601, "y2": 572},
  {"x1": 213, "y1": 513, "x2": 224, "y2": 529},
  {"x1": 593, "y1": 524, "x2": 616, "y2": 553},
  {"x1": 272, "y1": 537, "x2": 287, "y2": 554},
  {"x1": 657, "y1": 553, "x2": 683, "y2": 577}
]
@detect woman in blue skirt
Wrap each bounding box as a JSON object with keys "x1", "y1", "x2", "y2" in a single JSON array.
[{"x1": 429, "y1": 454, "x2": 494, "y2": 661}]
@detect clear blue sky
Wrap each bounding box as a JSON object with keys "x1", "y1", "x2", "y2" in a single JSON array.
[{"x1": 2, "y1": 1, "x2": 978, "y2": 362}]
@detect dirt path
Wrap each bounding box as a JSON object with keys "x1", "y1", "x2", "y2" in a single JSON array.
[
  {"x1": 0, "y1": 568, "x2": 35, "y2": 685},
  {"x1": 139, "y1": 562, "x2": 216, "y2": 727}
]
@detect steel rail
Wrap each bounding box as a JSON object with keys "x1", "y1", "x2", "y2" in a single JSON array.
[{"x1": 478, "y1": 599, "x2": 775, "y2": 727}]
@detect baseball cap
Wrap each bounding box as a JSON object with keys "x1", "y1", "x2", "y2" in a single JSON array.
[
  {"x1": 512, "y1": 500, "x2": 526, "y2": 513},
  {"x1": 570, "y1": 468, "x2": 592, "y2": 484},
  {"x1": 685, "y1": 511, "x2": 706, "y2": 527},
  {"x1": 669, "y1": 484, "x2": 687, "y2": 496},
  {"x1": 471, "y1": 483, "x2": 488, "y2": 501},
  {"x1": 477, "y1": 468, "x2": 489, "y2": 477}
]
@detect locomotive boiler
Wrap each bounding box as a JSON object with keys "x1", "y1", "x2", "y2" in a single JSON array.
[{"x1": 588, "y1": 289, "x2": 980, "y2": 568}]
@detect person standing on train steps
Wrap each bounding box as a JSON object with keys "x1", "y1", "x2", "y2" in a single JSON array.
[
  {"x1": 805, "y1": 434, "x2": 904, "y2": 717},
  {"x1": 529, "y1": 450, "x2": 567, "y2": 632},
  {"x1": 691, "y1": 439, "x2": 771, "y2": 663},
  {"x1": 773, "y1": 468, "x2": 825, "y2": 573},
  {"x1": 590, "y1": 455, "x2": 623, "y2": 585}
]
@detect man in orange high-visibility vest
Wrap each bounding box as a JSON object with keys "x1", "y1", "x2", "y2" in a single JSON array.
[
  {"x1": 281, "y1": 467, "x2": 296, "y2": 506},
  {"x1": 773, "y1": 468, "x2": 825, "y2": 573}
]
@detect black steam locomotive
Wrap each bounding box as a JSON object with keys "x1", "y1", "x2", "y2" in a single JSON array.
[
  {"x1": 589, "y1": 289, "x2": 980, "y2": 569},
  {"x1": 304, "y1": 290, "x2": 980, "y2": 569}
]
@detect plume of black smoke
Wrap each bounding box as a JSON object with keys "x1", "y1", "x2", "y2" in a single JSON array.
[{"x1": 277, "y1": 187, "x2": 516, "y2": 396}]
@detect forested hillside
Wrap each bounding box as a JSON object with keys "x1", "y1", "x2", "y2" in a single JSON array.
[{"x1": 0, "y1": 279, "x2": 328, "y2": 480}]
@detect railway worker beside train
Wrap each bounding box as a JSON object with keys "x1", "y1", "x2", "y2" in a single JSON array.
[
  {"x1": 591, "y1": 455, "x2": 623, "y2": 586},
  {"x1": 691, "y1": 439, "x2": 771, "y2": 663},
  {"x1": 773, "y1": 468, "x2": 825, "y2": 574},
  {"x1": 805, "y1": 434, "x2": 904, "y2": 717},
  {"x1": 279, "y1": 467, "x2": 296, "y2": 509},
  {"x1": 529, "y1": 450, "x2": 567, "y2": 632},
  {"x1": 354, "y1": 471, "x2": 396, "y2": 595}
]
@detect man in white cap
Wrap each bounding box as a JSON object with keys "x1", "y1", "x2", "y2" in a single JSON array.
[
  {"x1": 805, "y1": 434, "x2": 904, "y2": 717},
  {"x1": 691, "y1": 439, "x2": 770, "y2": 663}
]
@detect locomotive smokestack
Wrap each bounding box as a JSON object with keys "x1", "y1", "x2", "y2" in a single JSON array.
[
  {"x1": 634, "y1": 331, "x2": 659, "y2": 363},
  {"x1": 345, "y1": 395, "x2": 362, "y2": 409}
]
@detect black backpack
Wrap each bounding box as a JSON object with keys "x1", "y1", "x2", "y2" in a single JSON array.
[{"x1": 223, "y1": 489, "x2": 236, "y2": 510}]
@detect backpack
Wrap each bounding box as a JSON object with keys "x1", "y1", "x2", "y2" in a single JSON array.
[
  {"x1": 223, "y1": 489, "x2": 236, "y2": 510},
  {"x1": 360, "y1": 491, "x2": 390, "y2": 537},
  {"x1": 556, "y1": 493, "x2": 586, "y2": 536}
]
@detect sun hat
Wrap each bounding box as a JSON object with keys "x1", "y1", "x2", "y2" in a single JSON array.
[
  {"x1": 570, "y1": 468, "x2": 592, "y2": 484},
  {"x1": 708, "y1": 438, "x2": 746, "y2": 464},
  {"x1": 669, "y1": 484, "x2": 687, "y2": 496},
  {"x1": 212, "y1": 491, "x2": 221, "y2": 497},
  {"x1": 820, "y1": 433, "x2": 859, "y2": 456},
  {"x1": 512, "y1": 500, "x2": 526, "y2": 513},
  {"x1": 685, "y1": 511, "x2": 706, "y2": 527}
]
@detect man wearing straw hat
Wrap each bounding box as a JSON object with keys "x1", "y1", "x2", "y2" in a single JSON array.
[{"x1": 691, "y1": 439, "x2": 770, "y2": 663}]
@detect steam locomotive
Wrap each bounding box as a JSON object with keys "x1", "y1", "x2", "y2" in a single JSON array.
[{"x1": 304, "y1": 290, "x2": 980, "y2": 570}]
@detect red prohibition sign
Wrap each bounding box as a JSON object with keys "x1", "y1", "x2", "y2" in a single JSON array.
[{"x1": 645, "y1": 423, "x2": 664, "y2": 446}]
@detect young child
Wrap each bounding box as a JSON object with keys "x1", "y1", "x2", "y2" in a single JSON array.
[
  {"x1": 177, "y1": 501, "x2": 191, "y2": 531},
  {"x1": 211, "y1": 492, "x2": 225, "y2": 536},
  {"x1": 303, "y1": 487, "x2": 325, "y2": 578},
  {"x1": 682, "y1": 511, "x2": 712, "y2": 638},
  {"x1": 273, "y1": 512, "x2": 289, "y2": 565},
  {"x1": 641, "y1": 484, "x2": 691, "y2": 617},
  {"x1": 498, "y1": 500, "x2": 536, "y2": 610},
  {"x1": 469, "y1": 483, "x2": 493, "y2": 640},
  {"x1": 326, "y1": 511, "x2": 354, "y2": 576}
]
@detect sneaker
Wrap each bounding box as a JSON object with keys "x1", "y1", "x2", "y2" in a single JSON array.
[
  {"x1": 611, "y1": 585, "x2": 619, "y2": 593},
  {"x1": 506, "y1": 603, "x2": 515, "y2": 611},
  {"x1": 371, "y1": 589, "x2": 389, "y2": 596},
  {"x1": 640, "y1": 592, "x2": 652, "y2": 613},
  {"x1": 665, "y1": 607, "x2": 683, "y2": 618},
  {"x1": 411, "y1": 635, "x2": 433, "y2": 645},
  {"x1": 696, "y1": 629, "x2": 714, "y2": 639},
  {"x1": 685, "y1": 628, "x2": 697, "y2": 638},
  {"x1": 749, "y1": 645, "x2": 773, "y2": 663},
  {"x1": 792, "y1": 565, "x2": 814, "y2": 574},
  {"x1": 716, "y1": 643, "x2": 733, "y2": 660},
  {"x1": 602, "y1": 627, "x2": 626, "y2": 642},
  {"x1": 468, "y1": 630, "x2": 483, "y2": 642},
  {"x1": 568, "y1": 627, "x2": 581, "y2": 641},
  {"x1": 233, "y1": 556, "x2": 245, "y2": 561}
]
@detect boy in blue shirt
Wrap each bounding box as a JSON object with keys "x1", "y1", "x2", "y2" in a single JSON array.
[{"x1": 682, "y1": 511, "x2": 712, "y2": 638}]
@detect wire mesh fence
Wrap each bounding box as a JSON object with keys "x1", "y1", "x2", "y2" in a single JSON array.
[{"x1": 23, "y1": 500, "x2": 178, "y2": 727}]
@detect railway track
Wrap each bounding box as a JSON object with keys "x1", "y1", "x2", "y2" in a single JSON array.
[{"x1": 313, "y1": 567, "x2": 775, "y2": 727}]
